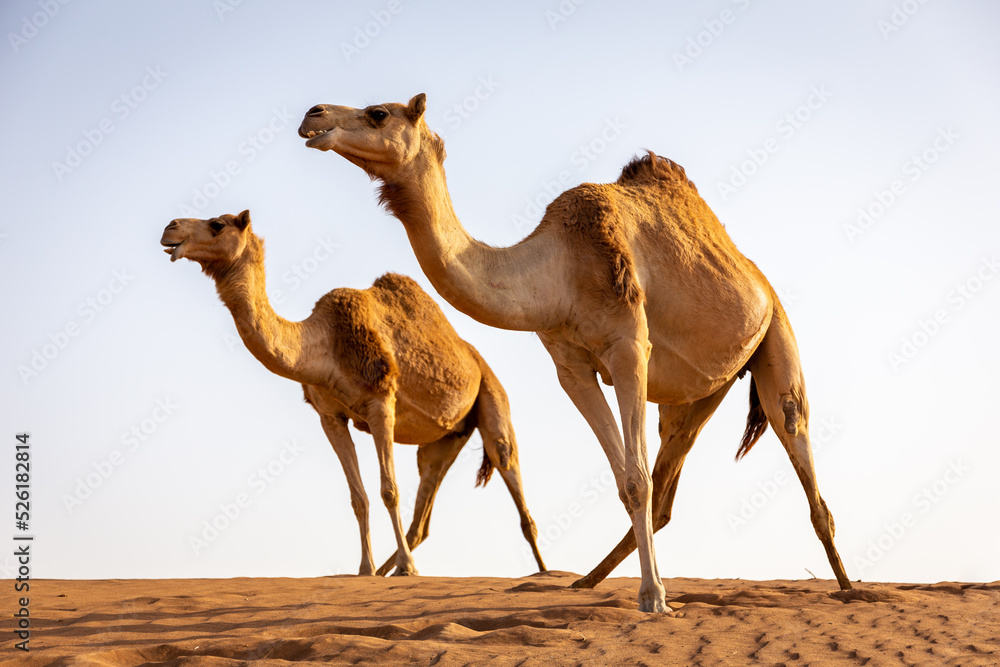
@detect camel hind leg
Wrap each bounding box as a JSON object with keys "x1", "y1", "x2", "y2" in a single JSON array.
[
  {"x1": 471, "y1": 350, "x2": 547, "y2": 573},
  {"x1": 375, "y1": 429, "x2": 471, "y2": 576},
  {"x1": 572, "y1": 378, "x2": 736, "y2": 589},
  {"x1": 748, "y1": 308, "x2": 852, "y2": 590}
]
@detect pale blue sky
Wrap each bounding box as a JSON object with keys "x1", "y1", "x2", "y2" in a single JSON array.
[{"x1": 2, "y1": 1, "x2": 998, "y2": 585}]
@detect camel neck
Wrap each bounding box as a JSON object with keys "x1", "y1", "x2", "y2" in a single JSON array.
[
  {"x1": 382, "y1": 155, "x2": 567, "y2": 332},
  {"x1": 210, "y1": 243, "x2": 316, "y2": 385}
]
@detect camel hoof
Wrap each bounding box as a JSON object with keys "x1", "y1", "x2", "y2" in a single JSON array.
[
  {"x1": 637, "y1": 585, "x2": 667, "y2": 613},
  {"x1": 638, "y1": 596, "x2": 667, "y2": 613},
  {"x1": 392, "y1": 565, "x2": 419, "y2": 577},
  {"x1": 570, "y1": 575, "x2": 597, "y2": 589}
]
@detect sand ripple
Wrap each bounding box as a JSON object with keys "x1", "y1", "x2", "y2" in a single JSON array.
[{"x1": 10, "y1": 572, "x2": 998, "y2": 665}]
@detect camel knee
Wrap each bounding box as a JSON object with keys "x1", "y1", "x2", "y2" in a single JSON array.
[
  {"x1": 619, "y1": 473, "x2": 651, "y2": 512},
  {"x1": 350, "y1": 494, "x2": 369, "y2": 517},
  {"x1": 379, "y1": 479, "x2": 399, "y2": 508}
]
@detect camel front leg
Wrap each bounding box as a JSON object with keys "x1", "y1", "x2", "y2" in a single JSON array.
[
  {"x1": 318, "y1": 414, "x2": 375, "y2": 576},
  {"x1": 367, "y1": 398, "x2": 418, "y2": 576},
  {"x1": 573, "y1": 378, "x2": 736, "y2": 589},
  {"x1": 541, "y1": 337, "x2": 627, "y2": 487},
  {"x1": 542, "y1": 334, "x2": 663, "y2": 609},
  {"x1": 375, "y1": 430, "x2": 471, "y2": 576},
  {"x1": 603, "y1": 333, "x2": 666, "y2": 613}
]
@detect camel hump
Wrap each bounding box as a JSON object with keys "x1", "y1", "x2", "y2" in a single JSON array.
[
  {"x1": 617, "y1": 151, "x2": 697, "y2": 193},
  {"x1": 371, "y1": 272, "x2": 453, "y2": 325},
  {"x1": 372, "y1": 272, "x2": 420, "y2": 293},
  {"x1": 315, "y1": 289, "x2": 399, "y2": 395}
]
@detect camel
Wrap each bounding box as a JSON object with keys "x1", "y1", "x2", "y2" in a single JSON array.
[
  {"x1": 297, "y1": 94, "x2": 853, "y2": 612},
  {"x1": 160, "y1": 210, "x2": 546, "y2": 577}
]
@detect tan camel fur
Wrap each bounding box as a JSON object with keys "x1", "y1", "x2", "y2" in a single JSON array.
[
  {"x1": 297, "y1": 95, "x2": 853, "y2": 612},
  {"x1": 160, "y1": 210, "x2": 546, "y2": 577}
]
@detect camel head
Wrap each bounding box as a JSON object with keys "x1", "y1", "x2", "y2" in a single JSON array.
[
  {"x1": 160, "y1": 210, "x2": 253, "y2": 268},
  {"x1": 298, "y1": 93, "x2": 443, "y2": 181}
]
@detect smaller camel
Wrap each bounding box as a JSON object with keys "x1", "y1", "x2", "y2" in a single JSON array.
[{"x1": 160, "y1": 210, "x2": 546, "y2": 576}]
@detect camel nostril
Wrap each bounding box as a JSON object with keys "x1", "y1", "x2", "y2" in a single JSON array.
[
  {"x1": 307, "y1": 105, "x2": 325, "y2": 117},
  {"x1": 166, "y1": 220, "x2": 179, "y2": 230}
]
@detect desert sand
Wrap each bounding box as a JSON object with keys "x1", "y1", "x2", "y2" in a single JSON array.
[{"x1": 8, "y1": 571, "x2": 998, "y2": 666}]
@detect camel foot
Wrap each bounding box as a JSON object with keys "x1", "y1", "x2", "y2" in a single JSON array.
[
  {"x1": 391, "y1": 561, "x2": 419, "y2": 577},
  {"x1": 358, "y1": 561, "x2": 376, "y2": 577},
  {"x1": 637, "y1": 582, "x2": 667, "y2": 613},
  {"x1": 570, "y1": 574, "x2": 598, "y2": 589}
]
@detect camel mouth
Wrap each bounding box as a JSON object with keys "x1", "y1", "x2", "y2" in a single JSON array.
[
  {"x1": 302, "y1": 127, "x2": 337, "y2": 150},
  {"x1": 161, "y1": 241, "x2": 184, "y2": 262}
]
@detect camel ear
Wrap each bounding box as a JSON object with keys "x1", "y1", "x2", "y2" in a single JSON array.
[
  {"x1": 234, "y1": 209, "x2": 251, "y2": 230},
  {"x1": 406, "y1": 93, "x2": 426, "y2": 122}
]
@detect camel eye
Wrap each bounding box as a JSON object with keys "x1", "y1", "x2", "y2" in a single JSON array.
[
  {"x1": 209, "y1": 220, "x2": 225, "y2": 233},
  {"x1": 369, "y1": 108, "x2": 388, "y2": 122}
]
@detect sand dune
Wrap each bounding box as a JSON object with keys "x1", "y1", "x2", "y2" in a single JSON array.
[{"x1": 11, "y1": 571, "x2": 999, "y2": 665}]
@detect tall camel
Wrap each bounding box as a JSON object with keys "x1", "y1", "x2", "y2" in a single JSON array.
[
  {"x1": 297, "y1": 94, "x2": 852, "y2": 612},
  {"x1": 160, "y1": 210, "x2": 546, "y2": 577}
]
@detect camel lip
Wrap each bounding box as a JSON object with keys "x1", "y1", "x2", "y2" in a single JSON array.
[
  {"x1": 303, "y1": 129, "x2": 333, "y2": 148},
  {"x1": 160, "y1": 240, "x2": 184, "y2": 262}
]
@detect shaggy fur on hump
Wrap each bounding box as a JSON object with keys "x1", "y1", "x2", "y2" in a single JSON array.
[
  {"x1": 543, "y1": 183, "x2": 644, "y2": 308},
  {"x1": 312, "y1": 290, "x2": 398, "y2": 395},
  {"x1": 616, "y1": 150, "x2": 698, "y2": 192},
  {"x1": 537, "y1": 151, "x2": 700, "y2": 311}
]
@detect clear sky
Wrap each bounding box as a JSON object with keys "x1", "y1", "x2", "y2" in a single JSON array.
[{"x1": 2, "y1": 0, "x2": 998, "y2": 586}]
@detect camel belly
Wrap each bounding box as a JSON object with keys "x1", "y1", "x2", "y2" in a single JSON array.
[
  {"x1": 644, "y1": 289, "x2": 771, "y2": 404},
  {"x1": 303, "y1": 384, "x2": 468, "y2": 446},
  {"x1": 546, "y1": 286, "x2": 770, "y2": 406},
  {"x1": 390, "y1": 394, "x2": 471, "y2": 444}
]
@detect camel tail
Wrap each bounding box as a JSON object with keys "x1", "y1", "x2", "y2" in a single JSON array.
[
  {"x1": 737, "y1": 376, "x2": 769, "y2": 460},
  {"x1": 475, "y1": 448, "x2": 494, "y2": 487}
]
